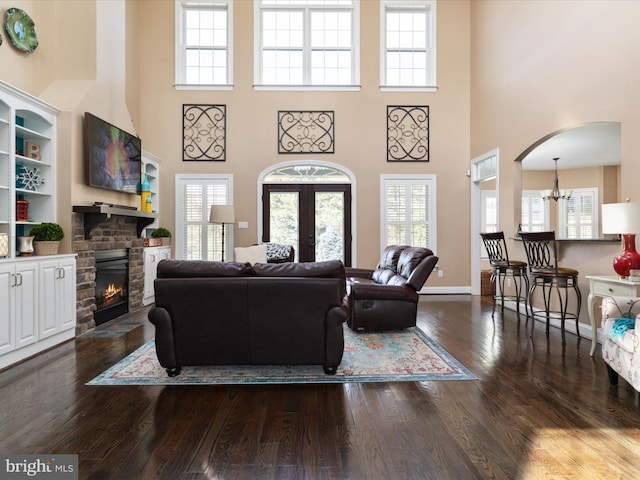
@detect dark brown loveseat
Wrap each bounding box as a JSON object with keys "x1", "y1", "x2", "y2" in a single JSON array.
[
  {"x1": 346, "y1": 246, "x2": 438, "y2": 331},
  {"x1": 148, "y1": 259, "x2": 349, "y2": 376}
]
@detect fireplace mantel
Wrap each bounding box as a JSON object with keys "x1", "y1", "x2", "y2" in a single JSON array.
[{"x1": 73, "y1": 205, "x2": 158, "y2": 239}]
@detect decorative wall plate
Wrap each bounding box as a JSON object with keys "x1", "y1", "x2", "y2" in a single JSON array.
[{"x1": 4, "y1": 8, "x2": 38, "y2": 53}]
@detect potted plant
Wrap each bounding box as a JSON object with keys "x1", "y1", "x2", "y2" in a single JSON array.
[
  {"x1": 30, "y1": 222, "x2": 64, "y2": 255},
  {"x1": 151, "y1": 227, "x2": 172, "y2": 246}
]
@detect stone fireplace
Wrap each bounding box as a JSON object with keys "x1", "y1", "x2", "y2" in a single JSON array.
[{"x1": 73, "y1": 210, "x2": 148, "y2": 334}]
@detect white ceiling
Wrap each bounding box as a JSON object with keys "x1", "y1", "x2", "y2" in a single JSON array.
[{"x1": 521, "y1": 122, "x2": 621, "y2": 171}]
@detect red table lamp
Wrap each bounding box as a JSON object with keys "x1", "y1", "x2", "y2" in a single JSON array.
[{"x1": 602, "y1": 202, "x2": 640, "y2": 278}]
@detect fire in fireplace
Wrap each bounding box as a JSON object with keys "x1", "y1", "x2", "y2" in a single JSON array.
[{"x1": 94, "y1": 248, "x2": 129, "y2": 325}]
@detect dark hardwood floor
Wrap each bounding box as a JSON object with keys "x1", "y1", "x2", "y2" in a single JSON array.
[{"x1": 1, "y1": 295, "x2": 640, "y2": 479}]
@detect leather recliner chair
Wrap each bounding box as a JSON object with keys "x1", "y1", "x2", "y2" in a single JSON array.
[{"x1": 346, "y1": 245, "x2": 438, "y2": 331}]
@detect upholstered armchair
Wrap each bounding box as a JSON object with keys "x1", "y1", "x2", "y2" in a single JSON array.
[
  {"x1": 601, "y1": 295, "x2": 640, "y2": 393},
  {"x1": 345, "y1": 245, "x2": 438, "y2": 331}
]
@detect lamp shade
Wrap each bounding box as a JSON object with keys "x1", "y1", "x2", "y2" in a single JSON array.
[
  {"x1": 602, "y1": 203, "x2": 640, "y2": 234},
  {"x1": 209, "y1": 205, "x2": 235, "y2": 224}
]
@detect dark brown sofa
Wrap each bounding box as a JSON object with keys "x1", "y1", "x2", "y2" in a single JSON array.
[
  {"x1": 148, "y1": 259, "x2": 348, "y2": 376},
  {"x1": 346, "y1": 246, "x2": 438, "y2": 331}
]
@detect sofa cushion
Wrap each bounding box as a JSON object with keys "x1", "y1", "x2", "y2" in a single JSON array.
[
  {"x1": 157, "y1": 259, "x2": 254, "y2": 278},
  {"x1": 253, "y1": 260, "x2": 346, "y2": 297},
  {"x1": 372, "y1": 268, "x2": 396, "y2": 284},
  {"x1": 377, "y1": 245, "x2": 409, "y2": 271}
]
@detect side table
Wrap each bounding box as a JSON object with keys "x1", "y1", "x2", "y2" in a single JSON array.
[{"x1": 586, "y1": 275, "x2": 640, "y2": 356}]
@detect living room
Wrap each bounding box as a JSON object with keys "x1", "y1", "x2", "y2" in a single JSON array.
[{"x1": 1, "y1": 0, "x2": 640, "y2": 478}]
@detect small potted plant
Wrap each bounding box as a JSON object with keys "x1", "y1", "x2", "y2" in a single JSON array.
[
  {"x1": 30, "y1": 222, "x2": 64, "y2": 255},
  {"x1": 151, "y1": 227, "x2": 172, "y2": 246}
]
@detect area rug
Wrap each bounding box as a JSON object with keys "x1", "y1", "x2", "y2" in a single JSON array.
[{"x1": 87, "y1": 326, "x2": 476, "y2": 385}]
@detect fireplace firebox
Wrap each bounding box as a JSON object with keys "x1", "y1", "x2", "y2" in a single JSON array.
[{"x1": 94, "y1": 248, "x2": 129, "y2": 325}]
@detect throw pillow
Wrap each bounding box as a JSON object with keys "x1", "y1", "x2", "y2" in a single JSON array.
[{"x1": 234, "y1": 245, "x2": 268, "y2": 264}]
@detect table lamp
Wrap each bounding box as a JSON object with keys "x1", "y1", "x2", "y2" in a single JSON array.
[{"x1": 602, "y1": 202, "x2": 640, "y2": 277}]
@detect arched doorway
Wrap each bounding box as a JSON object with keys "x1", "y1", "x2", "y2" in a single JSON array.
[{"x1": 259, "y1": 161, "x2": 355, "y2": 265}]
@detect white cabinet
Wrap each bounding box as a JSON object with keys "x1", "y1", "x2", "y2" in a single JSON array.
[
  {"x1": 39, "y1": 256, "x2": 76, "y2": 339},
  {"x1": 0, "y1": 82, "x2": 74, "y2": 371},
  {"x1": 0, "y1": 81, "x2": 58, "y2": 259},
  {"x1": 0, "y1": 256, "x2": 76, "y2": 370},
  {"x1": 143, "y1": 246, "x2": 171, "y2": 306},
  {"x1": 0, "y1": 260, "x2": 37, "y2": 356}
]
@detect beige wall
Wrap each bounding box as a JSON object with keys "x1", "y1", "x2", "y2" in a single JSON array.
[
  {"x1": 7, "y1": 0, "x2": 639, "y2": 298},
  {"x1": 0, "y1": 0, "x2": 141, "y2": 254},
  {"x1": 471, "y1": 0, "x2": 640, "y2": 323},
  {"x1": 137, "y1": 0, "x2": 471, "y2": 283}
]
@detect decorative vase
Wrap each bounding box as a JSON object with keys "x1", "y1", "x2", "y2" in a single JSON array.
[
  {"x1": 33, "y1": 240, "x2": 60, "y2": 256},
  {"x1": 613, "y1": 234, "x2": 640, "y2": 277},
  {"x1": 17, "y1": 236, "x2": 35, "y2": 256}
]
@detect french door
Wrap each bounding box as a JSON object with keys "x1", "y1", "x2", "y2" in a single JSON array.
[{"x1": 262, "y1": 184, "x2": 352, "y2": 265}]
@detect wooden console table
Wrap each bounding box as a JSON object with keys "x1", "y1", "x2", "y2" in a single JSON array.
[{"x1": 586, "y1": 275, "x2": 640, "y2": 356}]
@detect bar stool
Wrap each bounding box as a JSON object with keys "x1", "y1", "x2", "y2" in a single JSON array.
[
  {"x1": 519, "y1": 231, "x2": 582, "y2": 343},
  {"x1": 480, "y1": 232, "x2": 529, "y2": 319}
]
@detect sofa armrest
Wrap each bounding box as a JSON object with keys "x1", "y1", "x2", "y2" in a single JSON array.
[
  {"x1": 345, "y1": 267, "x2": 374, "y2": 280},
  {"x1": 601, "y1": 296, "x2": 640, "y2": 322},
  {"x1": 148, "y1": 307, "x2": 178, "y2": 369},
  {"x1": 349, "y1": 282, "x2": 418, "y2": 303}
]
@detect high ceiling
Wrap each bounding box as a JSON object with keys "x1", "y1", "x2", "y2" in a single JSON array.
[{"x1": 521, "y1": 122, "x2": 621, "y2": 171}]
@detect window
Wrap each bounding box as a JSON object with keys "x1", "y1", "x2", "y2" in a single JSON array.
[
  {"x1": 521, "y1": 191, "x2": 550, "y2": 232},
  {"x1": 381, "y1": 175, "x2": 436, "y2": 253},
  {"x1": 481, "y1": 190, "x2": 498, "y2": 234},
  {"x1": 380, "y1": 0, "x2": 436, "y2": 90},
  {"x1": 175, "y1": 175, "x2": 233, "y2": 260},
  {"x1": 559, "y1": 188, "x2": 598, "y2": 239},
  {"x1": 175, "y1": 0, "x2": 233, "y2": 88},
  {"x1": 255, "y1": 0, "x2": 360, "y2": 88}
]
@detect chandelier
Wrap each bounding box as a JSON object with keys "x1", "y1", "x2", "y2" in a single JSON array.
[{"x1": 541, "y1": 157, "x2": 572, "y2": 201}]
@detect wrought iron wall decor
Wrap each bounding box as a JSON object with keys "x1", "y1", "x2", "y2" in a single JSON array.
[
  {"x1": 278, "y1": 110, "x2": 335, "y2": 154},
  {"x1": 387, "y1": 105, "x2": 429, "y2": 162},
  {"x1": 183, "y1": 104, "x2": 226, "y2": 161}
]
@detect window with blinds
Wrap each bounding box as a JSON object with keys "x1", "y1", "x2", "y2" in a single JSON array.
[
  {"x1": 381, "y1": 175, "x2": 436, "y2": 252},
  {"x1": 175, "y1": 175, "x2": 233, "y2": 260},
  {"x1": 559, "y1": 188, "x2": 598, "y2": 239},
  {"x1": 521, "y1": 191, "x2": 550, "y2": 232}
]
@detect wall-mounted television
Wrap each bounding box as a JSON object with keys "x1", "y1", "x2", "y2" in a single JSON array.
[{"x1": 84, "y1": 112, "x2": 142, "y2": 194}]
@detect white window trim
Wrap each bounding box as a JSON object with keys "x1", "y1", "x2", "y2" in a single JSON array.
[
  {"x1": 175, "y1": 0, "x2": 234, "y2": 90},
  {"x1": 253, "y1": 0, "x2": 361, "y2": 91},
  {"x1": 175, "y1": 174, "x2": 234, "y2": 260},
  {"x1": 380, "y1": 174, "x2": 437, "y2": 255},
  {"x1": 379, "y1": 0, "x2": 437, "y2": 92}
]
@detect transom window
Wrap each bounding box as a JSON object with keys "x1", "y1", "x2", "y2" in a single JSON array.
[
  {"x1": 255, "y1": 0, "x2": 360, "y2": 89},
  {"x1": 380, "y1": 0, "x2": 436, "y2": 90},
  {"x1": 175, "y1": 0, "x2": 233, "y2": 89}
]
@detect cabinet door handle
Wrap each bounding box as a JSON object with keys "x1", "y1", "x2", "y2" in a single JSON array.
[
  {"x1": 11, "y1": 273, "x2": 17, "y2": 287},
  {"x1": 16, "y1": 273, "x2": 22, "y2": 286}
]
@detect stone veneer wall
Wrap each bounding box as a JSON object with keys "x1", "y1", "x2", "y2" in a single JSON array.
[{"x1": 73, "y1": 213, "x2": 145, "y2": 334}]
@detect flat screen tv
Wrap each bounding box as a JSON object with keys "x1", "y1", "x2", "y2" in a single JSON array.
[{"x1": 84, "y1": 112, "x2": 142, "y2": 194}]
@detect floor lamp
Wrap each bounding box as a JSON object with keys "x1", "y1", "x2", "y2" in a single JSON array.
[{"x1": 209, "y1": 205, "x2": 235, "y2": 262}]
